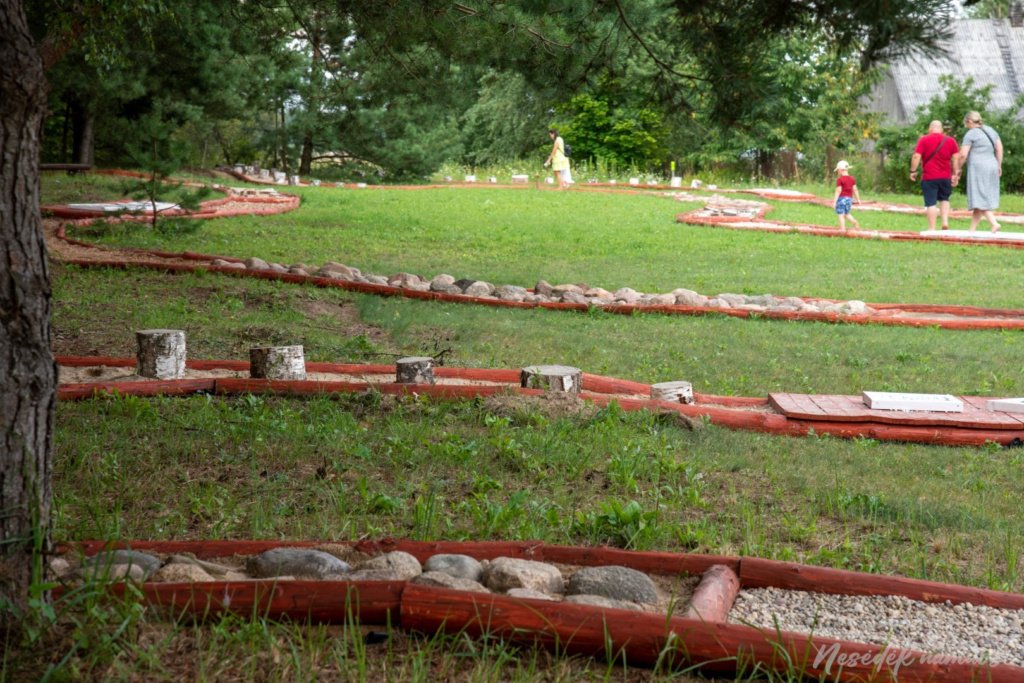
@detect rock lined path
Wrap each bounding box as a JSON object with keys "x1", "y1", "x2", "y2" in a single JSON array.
[
  {"x1": 59, "y1": 539, "x2": 1024, "y2": 678},
  {"x1": 677, "y1": 192, "x2": 1024, "y2": 247},
  {"x1": 43, "y1": 175, "x2": 1024, "y2": 331}
]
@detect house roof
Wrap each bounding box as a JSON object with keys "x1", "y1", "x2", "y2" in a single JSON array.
[{"x1": 870, "y1": 18, "x2": 1024, "y2": 122}]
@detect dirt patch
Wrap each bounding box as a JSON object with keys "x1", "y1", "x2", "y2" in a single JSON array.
[
  {"x1": 482, "y1": 392, "x2": 602, "y2": 423},
  {"x1": 295, "y1": 296, "x2": 391, "y2": 345}
]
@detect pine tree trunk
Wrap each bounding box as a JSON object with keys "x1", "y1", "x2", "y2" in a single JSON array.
[
  {"x1": 299, "y1": 133, "x2": 313, "y2": 175},
  {"x1": 71, "y1": 100, "x2": 94, "y2": 166},
  {"x1": 0, "y1": 1, "x2": 56, "y2": 618}
]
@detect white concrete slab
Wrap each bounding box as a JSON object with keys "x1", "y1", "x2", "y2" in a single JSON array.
[
  {"x1": 67, "y1": 201, "x2": 179, "y2": 214},
  {"x1": 862, "y1": 391, "x2": 963, "y2": 412},
  {"x1": 987, "y1": 397, "x2": 1024, "y2": 413},
  {"x1": 919, "y1": 229, "x2": 1024, "y2": 241}
]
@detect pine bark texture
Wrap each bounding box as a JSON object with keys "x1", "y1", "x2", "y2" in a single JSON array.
[{"x1": 0, "y1": 0, "x2": 56, "y2": 616}]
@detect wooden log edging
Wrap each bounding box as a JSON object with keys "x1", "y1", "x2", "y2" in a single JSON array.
[
  {"x1": 55, "y1": 356, "x2": 623, "y2": 393},
  {"x1": 54, "y1": 356, "x2": 1024, "y2": 446},
  {"x1": 682, "y1": 564, "x2": 740, "y2": 621},
  {"x1": 401, "y1": 584, "x2": 1021, "y2": 681},
  {"x1": 59, "y1": 539, "x2": 1024, "y2": 681},
  {"x1": 109, "y1": 579, "x2": 405, "y2": 625},
  {"x1": 677, "y1": 207, "x2": 1024, "y2": 251},
  {"x1": 739, "y1": 557, "x2": 1024, "y2": 610}
]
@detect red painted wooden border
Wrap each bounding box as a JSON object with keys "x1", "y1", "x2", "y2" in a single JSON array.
[
  {"x1": 108, "y1": 579, "x2": 404, "y2": 625},
  {"x1": 64, "y1": 539, "x2": 1024, "y2": 609},
  {"x1": 55, "y1": 356, "x2": 1024, "y2": 446},
  {"x1": 58, "y1": 540, "x2": 1024, "y2": 680},
  {"x1": 400, "y1": 584, "x2": 1020, "y2": 682},
  {"x1": 740, "y1": 557, "x2": 1024, "y2": 610},
  {"x1": 678, "y1": 207, "x2": 1024, "y2": 251}
]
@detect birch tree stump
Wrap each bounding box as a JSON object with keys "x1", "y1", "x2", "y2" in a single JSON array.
[
  {"x1": 396, "y1": 356, "x2": 435, "y2": 384},
  {"x1": 651, "y1": 381, "x2": 694, "y2": 404},
  {"x1": 249, "y1": 345, "x2": 306, "y2": 380},
  {"x1": 520, "y1": 365, "x2": 581, "y2": 393},
  {"x1": 136, "y1": 329, "x2": 186, "y2": 379}
]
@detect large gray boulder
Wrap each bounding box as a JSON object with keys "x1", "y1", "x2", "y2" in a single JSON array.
[
  {"x1": 613, "y1": 288, "x2": 642, "y2": 304},
  {"x1": 482, "y1": 557, "x2": 563, "y2": 595},
  {"x1": 494, "y1": 285, "x2": 528, "y2": 302},
  {"x1": 79, "y1": 549, "x2": 161, "y2": 580},
  {"x1": 412, "y1": 571, "x2": 490, "y2": 593},
  {"x1": 151, "y1": 563, "x2": 215, "y2": 583},
  {"x1": 351, "y1": 551, "x2": 422, "y2": 581},
  {"x1": 461, "y1": 280, "x2": 495, "y2": 297},
  {"x1": 245, "y1": 257, "x2": 270, "y2": 270},
  {"x1": 423, "y1": 554, "x2": 483, "y2": 581},
  {"x1": 565, "y1": 594, "x2": 646, "y2": 611},
  {"x1": 246, "y1": 548, "x2": 351, "y2": 579},
  {"x1": 566, "y1": 565, "x2": 659, "y2": 605},
  {"x1": 430, "y1": 274, "x2": 456, "y2": 291}
]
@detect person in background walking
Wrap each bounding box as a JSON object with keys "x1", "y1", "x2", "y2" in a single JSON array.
[
  {"x1": 832, "y1": 160, "x2": 862, "y2": 231},
  {"x1": 543, "y1": 129, "x2": 571, "y2": 190},
  {"x1": 909, "y1": 120, "x2": 960, "y2": 231},
  {"x1": 959, "y1": 111, "x2": 1003, "y2": 233}
]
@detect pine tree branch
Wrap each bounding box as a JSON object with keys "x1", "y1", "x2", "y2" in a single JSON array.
[{"x1": 611, "y1": 0, "x2": 707, "y2": 84}]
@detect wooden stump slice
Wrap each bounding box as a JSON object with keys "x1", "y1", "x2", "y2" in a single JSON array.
[
  {"x1": 520, "y1": 365, "x2": 581, "y2": 393},
  {"x1": 136, "y1": 329, "x2": 186, "y2": 379},
  {"x1": 651, "y1": 381, "x2": 694, "y2": 404},
  {"x1": 249, "y1": 345, "x2": 306, "y2": 380},
  {"x1": 396, "y1": 356, "x2": 435, "y2": 385}
]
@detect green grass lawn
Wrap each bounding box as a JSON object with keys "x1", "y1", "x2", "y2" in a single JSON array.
[
  {"x1": 59, "y1": 175, "x2": 1024, "y2": 308},
  {"x1": 52, "y1": 265, "x2": 1024, "y2": 397},
  {"x1": 27, "y1": 172, "x2": 1024, "y2": 681}
]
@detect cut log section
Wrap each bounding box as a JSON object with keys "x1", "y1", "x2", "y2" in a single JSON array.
[
  {"x1": 651, "y1": 381, "x2": 694, "y2": 404},
  {"x1": 135, "y1": 329, "x2": 186, "y2": 379},
  {"x1": 682, "y1": 564, "x2": 740, "y2": 622},
  {"x1": 249, "y1": 345, "x2": 306, "y2": 380},
  {"x1": 396, "y1": 356, "x2": 435, "y2": 385},
  {"x1": 520, "y1": 365, "x2": 581, "y2": 393}
]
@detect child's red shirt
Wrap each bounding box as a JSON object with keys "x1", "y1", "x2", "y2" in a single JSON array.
[{"x1": 836, "y1": 175, "x2": 856, "y2": 198}]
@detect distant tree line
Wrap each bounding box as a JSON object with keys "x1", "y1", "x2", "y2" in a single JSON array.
[{"x1": 33, "y1": 0, "x2": 984, "y2": 185}]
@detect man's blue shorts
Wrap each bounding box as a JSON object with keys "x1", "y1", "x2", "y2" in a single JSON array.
[
  {"x1": 921, "y1": 178, "x2": 952, "y2": 207},
  {"x1": 835, "y1": 196, "x2": 853, "y2": 215}
]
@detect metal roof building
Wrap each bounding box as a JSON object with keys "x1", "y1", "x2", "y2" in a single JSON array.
[{"x1": 867, "y1": 16, "x2": 1024, "y2": 123}]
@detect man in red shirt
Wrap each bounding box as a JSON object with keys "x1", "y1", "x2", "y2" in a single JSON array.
[{"x1": 909, "y1": 120, "x2": 961, "y2": 231}]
